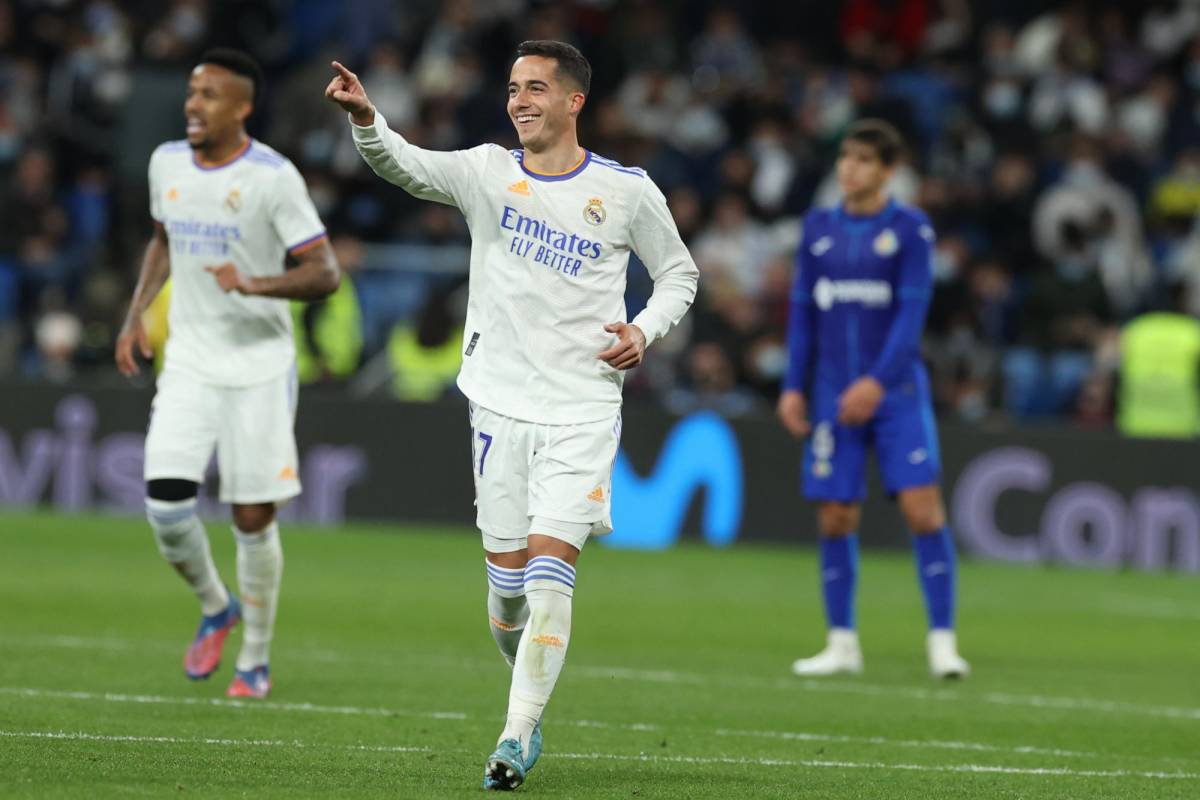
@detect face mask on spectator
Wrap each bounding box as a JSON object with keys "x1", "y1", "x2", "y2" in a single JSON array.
[{"x1": 984, "y1": 81, "x2": 1021, "y2": 119}]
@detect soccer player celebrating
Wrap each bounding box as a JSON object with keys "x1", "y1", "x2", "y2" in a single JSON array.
[
  {"x1": 778, "y1": 120, "x2": 969, "y2": 680},
  {"x1": 116, "y1": 49, "x2": 339, "y2": 699},
  {"x1": 326, "y1": 41, "x2": 698, "y2": 790}
]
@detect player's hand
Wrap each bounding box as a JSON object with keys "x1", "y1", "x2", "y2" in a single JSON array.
[
  {"x1": 597, "y1": 322, "x2": 647, "y2": 370},
  {"x1": 838, "y1": 376, "x2": 884, "y2": 426},
  {"x1": 115, "y1": 316, "x2": 152, "y2": 377},
  {"x1": 205, "y1": 262, "x2": 255, "y2": 295},
  {"x1": 777, "y1": 390, "x2": 810, "y2": 438},
  {"x1": 325, "y1": 61, "x2": 375, "y2": 126}
]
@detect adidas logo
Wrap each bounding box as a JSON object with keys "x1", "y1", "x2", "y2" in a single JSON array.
[
  {"x1": 277, "y1": 465, "x2": 297, "y2": 481},
  {"x1": 507, "y1": 179, "x2": 531, "y2": 196},
  {"x1": 587, "y1": 485, "x2": 605, "y2": 503}
]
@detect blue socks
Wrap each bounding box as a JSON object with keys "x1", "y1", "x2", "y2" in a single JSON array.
[
  {"x1": 819, "y1": 534, "x2": 858, "y2": 629},
  {"x1": 912, "y1": 526, "x2": 956, "y2": 630}
]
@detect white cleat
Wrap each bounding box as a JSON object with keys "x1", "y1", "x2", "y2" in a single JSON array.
[
  {"x1": 927, "y1": 629, "x2": 970, "y2": 679},
  {"x1": 791, "y1": 628, "x2": 864, "y2": 676}
]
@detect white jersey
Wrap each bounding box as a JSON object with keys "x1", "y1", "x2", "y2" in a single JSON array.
[
  {"x1": 352, "y1": 111, "x2": 699, "y2": 425},
  {"x1": 148, "y1": 139, "x2": 327, "y2": 386}
]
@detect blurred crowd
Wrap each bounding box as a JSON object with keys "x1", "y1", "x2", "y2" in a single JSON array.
[{"x1": 3, "y1": 0, "x2": 1200, "y2": 431}]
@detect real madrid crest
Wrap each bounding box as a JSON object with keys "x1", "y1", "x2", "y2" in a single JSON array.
[
  {"x1": 583, "y1": 197, "x2": 606, "y2": 226},
  {"x1": 224, "y1": 189, "x2": 242, "y2": 214},
  {"x1": 873, "y1": 228, "x2": 898, "y2": 257}
]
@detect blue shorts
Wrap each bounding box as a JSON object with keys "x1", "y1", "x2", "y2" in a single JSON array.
[{"x1": 802, "y1": 373, "x2": 941, "y2": 503}]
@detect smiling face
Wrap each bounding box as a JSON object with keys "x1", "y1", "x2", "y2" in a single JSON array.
[
  {"x1": 507, "y1": 55, "x2": 584, "y2": 152},
  {"x1": 836, "y1": 138, "x2": 892, "y2": 201},
  {"x1": 184, "y1": 64, "x2": 252, "y2": 152}
]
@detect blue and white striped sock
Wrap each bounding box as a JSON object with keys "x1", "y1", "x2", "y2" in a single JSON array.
[
  {"x1": 501, "y1": 556, "x2": 576, "y2": 753},
  {"x1": 485, "y1": 561, "x2": 527, "y2": 667}
]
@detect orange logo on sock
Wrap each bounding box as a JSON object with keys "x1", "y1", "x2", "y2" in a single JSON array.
[
  {"x1": 532, "y1": 634, "x2": 564, "y2": 649},
  {"x1": 490, "y1": 616, "x2": 520, "y2": 632},
  {"x1": 587, "y1": 485, "x2": 604, "y2": 503},
  {"x1": 277, "y1": 465, "x2": 297, "y2": 480}
]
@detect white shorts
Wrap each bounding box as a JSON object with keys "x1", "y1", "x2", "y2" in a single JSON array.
[
  {"x1": 469, "y1": 402, "x2": 622, "y2": 553},
  {"x1": 144, "y1": 367, "x2": 301, "y2": 504}
]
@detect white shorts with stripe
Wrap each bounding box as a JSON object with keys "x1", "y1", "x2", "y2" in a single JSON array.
[
  {"x1": 469, "y1": 401, "x2": 622, "y2": 553},
  {"x1": 144, "y1": 367, "x2": 301, "y2": 504}
]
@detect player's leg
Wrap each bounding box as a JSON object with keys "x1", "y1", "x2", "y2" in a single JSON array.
[
  {"x1": 793, "y1": 405, "x2": 869, "y2": 677},
  {"x1": 217, "y1": 370, "x2": 301, "y2": 698},
  {"x1": 875, "y1": 382, "x2": 968, "y2": 678},
  {"x1": 486, "y1": 414, "x2": 618, "y2": 790},
  {"x1": 897, "y1": 485, "x2": 969, "y2": 678},
  {"x1": 792, "y1": 500, "x2": 865, "y2": 676},
  {"x1": 473, "y1": 403, "x2": 532, "y2": 668},
  {"x1": 144, "y1": 372, "x2": 237, "y2": 680}
]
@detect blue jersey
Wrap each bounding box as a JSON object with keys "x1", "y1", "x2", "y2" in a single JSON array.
[{"x1": 783, "y1": 197, "x2": 940, "y2": 502}]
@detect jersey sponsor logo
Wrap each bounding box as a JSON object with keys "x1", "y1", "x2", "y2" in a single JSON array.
[
  {"x1": 164, "y1": 217, "x2": 243, "y2": 257},
  {"x1": 812, "y1": 277, "x2": 893, "y2": 311},
  {"x1": 507, "y1": 179, "x2": 531, "y2": 196},
  {"x1": 810, "y1": 235, "x2": 834, "y2": 256},
  {"x1": 500, "y1": 205, "x2": 603, "y2": 279},
  {"x1": 583, "y1": 197, "x2": 606, "y2": 226},
  {"x1": 873, "y1": 228, "x2": 899, "y2": 256}
]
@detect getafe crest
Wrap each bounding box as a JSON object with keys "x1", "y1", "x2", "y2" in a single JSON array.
[
  {"x1": 873, "y1": 228, "x2": 898, "y2": 256},
  {"x1": 224, "y1": 189, "x2": 242, "y2": 214},
  {"x1": 583, "y1": 197, "x2": 606, "y2": 226}
]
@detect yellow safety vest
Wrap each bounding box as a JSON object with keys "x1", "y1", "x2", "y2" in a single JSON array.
[
  {"x1": 388, "y1": 326, "x2": 463, "y2": 402},
  {"x1": 291, "y1": 280, "x2": 363, "y2": 383},
  {"x1": 1118, "y1": 312, "x2": 1200, "y2": 439}
]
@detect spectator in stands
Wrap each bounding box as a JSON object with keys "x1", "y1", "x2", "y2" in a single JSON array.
[{"x1": 1118, "y1": 281, "x2": 1200, "y2": 439}]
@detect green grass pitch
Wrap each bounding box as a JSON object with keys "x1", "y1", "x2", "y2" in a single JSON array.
[{"x1": 1, "y1": 510, "x2": 1197, "y2": 799}]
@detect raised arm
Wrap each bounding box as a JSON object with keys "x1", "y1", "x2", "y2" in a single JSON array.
[
  {"x1": 325, "y1": 60, "x2": 479, "y2": 208},
  {"x1": 115, "y1": 222, "x2": 170, "y2": 376}
]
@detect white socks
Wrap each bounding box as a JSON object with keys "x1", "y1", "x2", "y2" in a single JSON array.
[
  {"x1": 500, "y1": 556, "x2": 576, "y2": 752},
  {"x1": 147, "y1": 498, "x2": 229, "y2": 616},
  {"x1": 233, "y1": 523, "x2": 284, "y2": 671},
  {"x1": 485, "y1": 562, "x2": 529, "y2": 667}
]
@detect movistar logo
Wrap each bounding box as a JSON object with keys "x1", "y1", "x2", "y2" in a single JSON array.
[{"x1": 606, "y1": 412, "x2": 744, "y2": 549}]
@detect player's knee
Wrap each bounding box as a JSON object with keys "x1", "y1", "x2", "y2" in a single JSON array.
[
  {"x1": 899, "y1": 490, "x2": 945, "y2": 534},
  {"x1": 232, "y1": 503, "x2": 275, "y2": 533},
  {"x1": 818, "y1": 503, "x2": 860, "y2": 537},
  {"x1": 146, "y1": 495, "x2": 200, "y2": 559}
]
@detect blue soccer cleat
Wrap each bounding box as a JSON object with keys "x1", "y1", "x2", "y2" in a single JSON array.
[
  {"x1": 482, "y1": 738, "x2": 527, "y2": 791},
  {"x1": 184, "y1": 594, "x2": 241, "y2": 680},
  {"x1": 226, "y1": 664, "x2": 271, "y2": 699},
  {"x1": 524, "y1": 722, "x2": 542, "y2": 773}
]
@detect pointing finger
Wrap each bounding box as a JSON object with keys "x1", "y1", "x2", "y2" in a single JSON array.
[{"x1": 331, "y1": 61, "x2": 355, "y2": 82}]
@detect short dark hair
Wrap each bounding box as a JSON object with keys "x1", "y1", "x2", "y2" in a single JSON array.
[
  {"x1": 843, "y1": 119, "x2": 904, "y2": 166},
  {"x1": 196, "y1": 48, "x2": 264, "y2": 109},
  {"x1": 514, "y1": 40, "x2": 591, "y2": 95}
]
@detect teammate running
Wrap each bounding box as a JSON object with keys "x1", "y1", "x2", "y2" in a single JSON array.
[{"x1": 117, "y1": 48, "x2": 339, "y2": 699}]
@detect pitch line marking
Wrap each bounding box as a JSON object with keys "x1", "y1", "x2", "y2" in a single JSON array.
[
  {"x1": 2, "y1": 686, "x2": 1173, "y2": 765},
  {"x1": 0, "y1": 729, "x2": 427, "y2": 753},
  {"x1": 2, "y1": 729, "x2": 1196, "y2": 782},
  {"x1": 715, "y1": 728, "x2": 1095, "y2": 758},
  {"x1": 8, "y1": 633, "x2": 1200, "y2": 722}
]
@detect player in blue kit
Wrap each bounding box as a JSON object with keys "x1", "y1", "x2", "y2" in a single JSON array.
[{"x1": 778, "y1": 120, "x2": 969, "y2": 679}]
